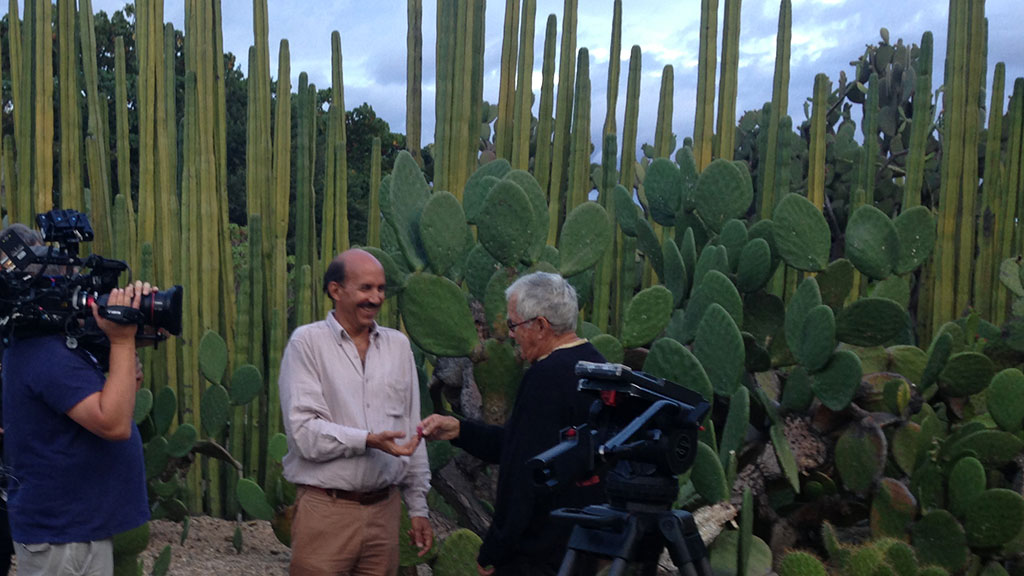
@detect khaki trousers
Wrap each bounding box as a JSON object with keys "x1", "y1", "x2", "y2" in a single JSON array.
[{"x1": 289, "y1": 485, "x2": 400, "y2": 576}]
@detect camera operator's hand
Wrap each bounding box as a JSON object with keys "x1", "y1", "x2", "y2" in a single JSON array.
[
  {"x1": 418, "y1": 415, "x2": 460, "y2": 441},
  {"x1": 477, "y1": 563, "x2": 495, "y2": 576},
  {"x1": 92, "y1": 281, "x2": 151, "y2": 346}
]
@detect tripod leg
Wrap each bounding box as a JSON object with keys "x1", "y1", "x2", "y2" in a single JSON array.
[
  {"x1": 557, "y1": 550, "x2": 577, "y2": 576},
  {"x1": 606, "y1": 558, "x2": 630, "y2": 576},
  {"x1": 659, "y1": 516, "x2": 704, "y2": 576}
]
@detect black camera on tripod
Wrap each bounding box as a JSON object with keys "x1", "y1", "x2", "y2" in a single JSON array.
[
  {"x1": 0, "y1": 210, "x2": 183, "y2": 348},
  {"x1": 528, "y1": 361, "x2": 714, "y2": 576}
]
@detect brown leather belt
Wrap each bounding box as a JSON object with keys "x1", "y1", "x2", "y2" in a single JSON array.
[{"x1": 301, "y1": 484, "x2": 392, "y2": 505}]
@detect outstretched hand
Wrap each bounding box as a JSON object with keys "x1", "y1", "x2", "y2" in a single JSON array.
[
  {"x1": 418, "y1": 414, "x2": 460, "y2": 441},
  {"x1": 366, "y1": 430, "x2": 421, "y2": 456}
]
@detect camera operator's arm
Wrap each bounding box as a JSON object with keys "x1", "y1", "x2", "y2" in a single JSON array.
[
  {"x1": 419, "y1": 415, "x2": 504, "y2": 465},
  {"x1": 66, "y1": 281, "x2": 148, "y2": 441}
]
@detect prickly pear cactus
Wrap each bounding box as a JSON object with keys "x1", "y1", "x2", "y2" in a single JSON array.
[
  {"x1": 399, "y1": 273, "x2": 479, "y2": 357},
  {"x1": 694, "y1": 158, "x2": 754, "y2": 233},
  {"x1": 772, "y1": 193, "x2": 831, "y2": 272},
  {"x1": 558, "y1": 202, "x2": 613, "y2": 277}
]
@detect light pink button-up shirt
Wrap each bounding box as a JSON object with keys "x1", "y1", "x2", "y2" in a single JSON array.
[{"x1": 278, "y1": 312, "x2": 430, "y2": 517}]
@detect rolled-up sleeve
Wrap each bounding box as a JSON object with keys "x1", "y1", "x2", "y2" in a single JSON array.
[
  {"x1": 400, "y1": 350, "x2": 431, "y2": 517},
  {"x1": 279, "y1": 332, "x2": 369, "y2": 461}
]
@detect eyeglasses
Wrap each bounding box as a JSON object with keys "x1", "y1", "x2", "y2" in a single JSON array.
[{"x1": 507, "y1": 316, "x2": 539, "y2": 333}]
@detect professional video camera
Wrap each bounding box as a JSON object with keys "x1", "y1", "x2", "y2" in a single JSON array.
[
  {"x1": 0, "y1": 209, "x2": 182, "y2": 351},
  {"x1": 528, "y1": 361, "x2": 714, "y2": 576}
]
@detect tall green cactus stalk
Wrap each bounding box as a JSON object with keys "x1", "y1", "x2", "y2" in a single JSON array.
[
  {"x1": 322, "y1": 31, "x2": 350, "y2": 261},
  {"x1": 693, "y1": 0, "x2": 718, "y2": 171},
  {"x1": 33, "y1": 0, "x2": 53, "y2": 213},
  {"x1": 58, "y1": 0, "x2": 83, "y2": 212},
  {"x1": 14, "y1": 0, "x2": 34, "y2": 219},
  {"x1": 592, "y1": 133, "x2": 618, "y2": 332},
  {"x1": 653, "y1": 65, "x2": 674, "y2": 159},
  {"x1": 407, "y1": 0, "x2": 423, "y2": 165},
  {"x1": 807, "y1": 74, "x2": 830, "y2": 210},
  {"x1": 933, "y1": 0, "x2": 978, "y2": 330},
  {"x1": 954, "y1": 0, "x2": 985, "y2": 317},
  {"x1": 995, "y1": 79, "x2": 1019, "y2": 327},
  {"x1": 294, "y1": 73, "x2": 317, "y2": 328},
  {"x1": 904, "y1": 32, "x2": 933, "y2": 209},
  {"x1": 248, "y1": 216, "x2": 267, "y2": 484},
  {"x1": 495, "y1": 0, "x2": 520, "y2": 161},
  {"x1": 267, "y1": 40, "x2": 292, "y2": 439},
  {"x1": 213, "y1": 0, "x2": 237, "y2": 374},
  {"x1": 533, "y1": 15, "x2": 558, "y2": 198},
  {"x1": 250, "y1": 0, "x2": 273, "y2": 239},
  {"x1": 368, "y1": 136, "x2": 383, "y2": 249},
  {"x1": 114, "y1": 37, "x2": 138, "y2": 270},
  {"x1": 567, "y1": 48, "x2": 591, "y2": 212},
  {"x1": 80, "y1": 0, "x2": 112, "y2": 248},
  {"x1": 602, "y1": 0, "x2": 622, "y2": 140},
  {"x1": 546, "y1": 0, "x2": 578, "y2": 244},
  {"x1": 758, "y1": 0, "x2": 791, "y2": 223},
  {"x1": 858, "y1": 74, "x2": 879, "y2": 210},
  {"x1": 511, "y1": 0, "x2": 536, "y2": 171},
  {"x1": 434, "y1": 0, "x2": 454, "y2": 193},
  {"x1": 976, "y1": 62, "x2": 1005, "y2": 321},
  {"x1": 620, "y1": 46, "x2": 642, "y2": 190},
  {"x1": 715, "y1": 0, "x2": 742, "y2": 161}
]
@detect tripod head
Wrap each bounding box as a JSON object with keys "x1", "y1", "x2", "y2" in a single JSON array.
[{"x1": 528, "y1": 361, "x2": 710, "y2": 502}]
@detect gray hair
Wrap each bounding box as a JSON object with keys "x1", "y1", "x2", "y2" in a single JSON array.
[{"x1": 505, "y1": 271, "x2": 578, "y2": 334}]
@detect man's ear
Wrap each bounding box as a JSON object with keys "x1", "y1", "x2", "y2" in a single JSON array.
[{"x1": 326, "y1": 281, "x2": 342, "y2": 301}]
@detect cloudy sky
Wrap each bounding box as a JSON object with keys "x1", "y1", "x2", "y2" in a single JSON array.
[{"x1": 87, "y1": 0, "x2": 1023, "y2": 159}]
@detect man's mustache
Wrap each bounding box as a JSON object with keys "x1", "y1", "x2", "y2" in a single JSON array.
[{"x1": 358, "y1": 302, "x2": 380, "y2": 311}]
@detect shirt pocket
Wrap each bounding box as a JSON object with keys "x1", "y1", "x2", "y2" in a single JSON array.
[{"x1": 382, "y1": 377, "x2": 410, "y2": 417}]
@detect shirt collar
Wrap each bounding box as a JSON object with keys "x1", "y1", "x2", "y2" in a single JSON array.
[{"x1": 325, "y1": 311, "x2": 379, "y2": 345}]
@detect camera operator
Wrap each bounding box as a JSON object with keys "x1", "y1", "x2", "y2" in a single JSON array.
[
  {"x1": 2, "y1": 271, "x2": 154, "y2": 576},
  {"x1": 419, "y1": 272, "x2": 607, "y2": 576}
]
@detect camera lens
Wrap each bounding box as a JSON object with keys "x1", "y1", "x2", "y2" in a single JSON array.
[{"x1": 143, "y1": 285, "x2": 184, "y2": 335}]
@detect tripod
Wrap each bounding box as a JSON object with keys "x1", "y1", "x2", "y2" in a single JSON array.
[{"x1": 552, "y1": 474, "x2": 712, "y2": 576}]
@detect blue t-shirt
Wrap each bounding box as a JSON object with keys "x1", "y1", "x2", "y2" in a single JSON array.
[{"x1": 2, "y1": 334, "x2": 149, "y2": 544}]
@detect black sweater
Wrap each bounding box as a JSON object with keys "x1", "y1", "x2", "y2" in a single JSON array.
[{"x1": 453, "y1": 341, "x2": 607, "y2": 568}]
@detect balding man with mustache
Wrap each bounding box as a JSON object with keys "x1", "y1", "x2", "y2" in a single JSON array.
[{"x1": 279, "y1": 249, "x2": 432, "y2": 575}]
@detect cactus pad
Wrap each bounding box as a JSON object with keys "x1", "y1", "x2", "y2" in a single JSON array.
[
  {"x1": 200, "y1": 383, "x2": 230, "y2": 438},
  {"x1": 679, "y1": 270, "x2": 743, "y2": 344},
  {"x1": 811, "y1": 350, "x2": 863, "y2": 411},
  {"x1": 694, "y1": 303, "x2": 746, "y2": 396},
  {"x1": 419, "y1": 191, "x2": 469, "y2": 275},
  {"x1": 894, "y1": 205, "x2": 936, "y2": 274},
  {"x1": 708, "y1": 531, "x2": 773, "y2": 576},
  {"x1": 590, "y1": 334, "x2": 625, "y2": 364},
  {"x1": 937, "y1": 352, "x2": 994, "y2": 397},
  {"x1": 871, "y1": 477, "x2": 918, "y2": 539},
  {"x1": 644, "y1": 157, "x2": 683, "y2": 226},
  {"x1": 229, "y1": 364, "x2": 263, "y2": 406},
  {"x1": 718, "y1": 387, "x2": 750, "y2": 466},
  {"x1": 463, "y1": 160, "x2": 510, "y2": 221},
  {"x1": 612, "y1": 184, "x2": 641, "y2": 237},
  {"x1": 236, "y1": 478, "x2": 275, "y2": 521},
  {"x1": 464, "y1": 243, "x2": 502, "y2": 301},
  {"x1": 693, "y1": 244, "x2": 730, "y2": 288},
  {"x1": 692, "y1": 440, "x2": 729, "y2": 503},
  {"x1": 835, "y1": 420, "x2": 886, "y2": 494},
  {"x1": 558, "y1": 202, "x2": 613, "y2": 277},
  {"x1": 473, "y1": 339, "x2": 521, "y2": 425},
  {"x1": 772, "y1": 194, "x2": 831, "y2": 272},
  {"x1": 381, "y1": 151, "x2": 431, "y2": 270},
  {"x1": 846, "y1": 204, "x2": 899, "y2": 280},
  {"x1": 891, "y1": 422, "x2": 922, "y2": 476},
  {"x1": 477, "y1": 179, "x2": 535, "y2": 266},
  {"x1": 736, "y1": 238, "x2": 773, "y2": 293},
  {"x1": 643, "y1": 337, "x2": 714, "y2": 402},
  {"x1": 987, "y1": 368, "x2": 1024, "y2": 432},
  {"x1": 782, "y1": 366, "x2": 815, "y2": 412},
  {"x1": 661, "y1": 239, "x2": 688, "y2": 307},
  {"x1": 199, "y1": 330, "x2": 228, "y2": 385},
  {"x1": 694, "y1": 158, "x2": 753, "y2": 233},
  {"x1": 620, "y1": 285, "x2": 674, "y2": 348},
  {"x1": 965, "y1": 489, "x2": 1024, "y2": 548},
  {"x1": 786, "y1": 278, "x2": 823, "y2": 356},
  {"x1": 920, "y1": 333, "x2": 953, "y2": 390},
  {"x1": 400, "y1": 273, "x2": 479, "y2": 357},
  {"x1": 836, "y1": 298, "x2": 909, "y2": 346},
  {"x1": 165, "y1": 424, "x2": 198, "y2": 458},
  {"x1": 948, "y1": 456, "x2": 986, "y2": 520},
  {"x1": 153, "y1": 386, "x2": 177, "y2": 436},
  {"x1": 134, "y1": 388, "x2": 153, "y2": 424},
  {"x1": 636, "y1": 217, "x2": 665, "y2": 281},
  {"x1": 771, "y1": 423, "x2": 801, "y2": 492},
  {"x1": 795, "y1": 304, "x2": 836, "y2": 372},
  {"x1": 716, "y1": 219, "x2": 749, "y2": 272}
]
